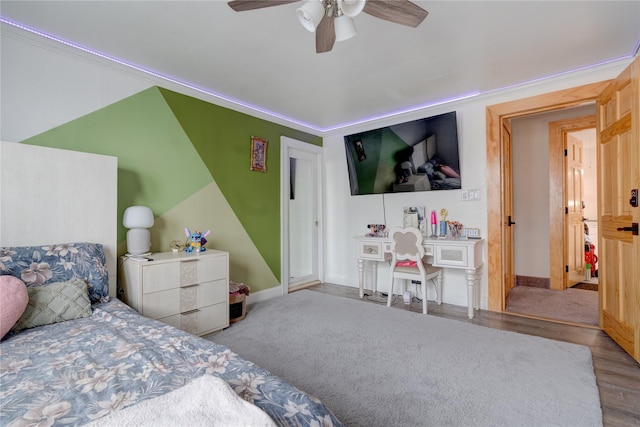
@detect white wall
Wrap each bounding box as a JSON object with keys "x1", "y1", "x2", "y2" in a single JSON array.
[
  {"x1": 1, "y1": 27, "x2": 631, "y2": 310},
  {"x1": 0, "y1": 28, "x2": 306, "y2": 143}
]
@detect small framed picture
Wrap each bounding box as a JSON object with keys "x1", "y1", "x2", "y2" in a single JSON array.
[
  {"x1": 353, "y1": 140, "x2": 366, "y2": 161},
  {"x1": 404, "y1": 206, "x2": 426, "y2": 235},
  {"x1": 250, "y1": 136, "x2": 268, "y2": 172}
]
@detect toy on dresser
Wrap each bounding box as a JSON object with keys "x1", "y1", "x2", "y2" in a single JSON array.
[{"x1": 184, "y1": 228, "x2": 210, "y2": 253}]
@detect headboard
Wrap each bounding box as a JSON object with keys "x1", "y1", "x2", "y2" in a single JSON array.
[{"x1": 0, "y1": 141, "x2": 118, "y2": 297}]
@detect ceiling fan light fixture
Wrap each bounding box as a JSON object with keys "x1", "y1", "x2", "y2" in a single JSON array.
[
  {"x1": 334, "y1": 14, "x2": 357, "y2": 41},
  {"x1": 296, "y1": 0, "x2": 326, "y2": 32},
  {"x1": 337, "y1": 0, "x2": 365, "y2": 18}
]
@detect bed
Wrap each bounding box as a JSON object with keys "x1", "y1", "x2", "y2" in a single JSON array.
[{"x1": 0, "y1": 142, "x2": 342, "y2": 426}]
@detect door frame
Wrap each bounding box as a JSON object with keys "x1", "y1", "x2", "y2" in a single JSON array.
[
  {"x1": 280, "y1": 136, "x2": 324, "y2": 294},
  {"x1": 486, "y1": 81, "x2": 611, "y2": 311},
  {"x1": 549, "y1": 115, "x2": 596, "y2": 290}
]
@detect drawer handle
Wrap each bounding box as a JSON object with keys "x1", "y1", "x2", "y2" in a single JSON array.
[
  {"x1": 181, "y1": 259, "x2": 199, "y2": 263},
  {"x1": 180, "y1": 284, "x2": 198, "y2": 289},
  {"x1": 181, "y1": 309, "x2": 200, "y2": 315}
]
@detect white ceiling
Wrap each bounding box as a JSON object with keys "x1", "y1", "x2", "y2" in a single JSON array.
[{"x1": 1, "y1": 1, "x2": 638, "y2": 134}]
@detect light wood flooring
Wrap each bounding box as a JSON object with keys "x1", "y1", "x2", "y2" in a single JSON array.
[{"x1": 306, "y1": 283, "x2": 640, "y2": 427}]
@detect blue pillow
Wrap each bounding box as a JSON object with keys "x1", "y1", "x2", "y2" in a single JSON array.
[{"x1": 0, "y1": 242, "x2": 109, "y2": 303}]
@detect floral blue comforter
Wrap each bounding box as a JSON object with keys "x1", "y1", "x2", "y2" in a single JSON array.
[{"x1": 0, "y1": 299, "x2": 342, "y2": 427}]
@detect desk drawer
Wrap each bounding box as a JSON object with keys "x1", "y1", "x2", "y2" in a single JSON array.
[
  {"x1": 423, "y1": 243, "x2": 434, "y2": 256},
  {"x1": 435, "y1": 245, "x2": 468, "y2": 267},
  {"x1": 358, "y1": 240, "x2": 385, "y2": 261}
]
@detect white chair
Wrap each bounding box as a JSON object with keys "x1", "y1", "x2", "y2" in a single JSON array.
[{"x1": 387, "y1": 227, "x2": 442, "y2": 314}]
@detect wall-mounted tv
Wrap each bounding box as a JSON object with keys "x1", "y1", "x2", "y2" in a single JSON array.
[{"x1": 344, "y1": 111, "x2": 461, "y2": 195}]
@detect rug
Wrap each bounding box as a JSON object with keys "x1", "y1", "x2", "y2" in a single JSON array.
[
  {"x1": 572, "y1": 282, "x2": 599, "y2": 291},
  {"x1": 207, "y1": 290, "x2": 602, "y2": 427}
]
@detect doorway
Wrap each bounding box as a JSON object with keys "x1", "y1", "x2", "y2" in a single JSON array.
[
  {"x1": 487, "y1": 59, "x2": 640, "y2": 363},
  {"x1": 506, "y1": 110, "x2": 598, "y2": 325},
  {"x1": 485, "y1": 80, "x2": 610, "y2": 313},
  {"x1": 280, "y1": 137, "x2": 324, "y2": 294}
]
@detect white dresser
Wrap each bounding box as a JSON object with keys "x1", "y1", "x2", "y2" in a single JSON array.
[{"x1": 120, "y1": 250, "x2": 229, "y2": 335}]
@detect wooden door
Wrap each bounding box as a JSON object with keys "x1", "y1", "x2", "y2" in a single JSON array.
[
  {"x1": 565, "y1": 136, "x2": 585, "y2": 287},
  {"x1": 503, "y1": 119, "x2": 515, "y2": 305},
  {"x1": 597, "y1": 57, "x2": 639, "y2": 363}
]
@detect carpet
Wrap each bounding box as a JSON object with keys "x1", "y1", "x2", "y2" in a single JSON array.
[
  {"x1": 207, "y1": 290, "x2": 602, "y2": 427},
  {"x1": 506, "y1": 286, "x2": 599, "y2": 326}
]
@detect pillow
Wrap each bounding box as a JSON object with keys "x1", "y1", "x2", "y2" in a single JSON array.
[
  {"x1": 439, "y1": 164, "x2": 461, "y2": 179},
  {"x1": 426, "y1": 135, "x2": 437, "y2": 160},
  {"x1": 0, "y1": 242, "x2": 109, "y2": 303},
  {"x1": 11, "y1": 278, "x2": 92, "y2": 332},
  {"x1": 0, "y1": 276, "x2": 29, "y2": 339}
]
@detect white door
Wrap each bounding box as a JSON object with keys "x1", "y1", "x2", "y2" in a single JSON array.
[{"x1": 281, "y1": 137, "x2": 323, "y2": 293}]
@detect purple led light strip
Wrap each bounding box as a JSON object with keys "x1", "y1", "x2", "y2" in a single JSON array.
[
  {"x1": 0, "y1": 17, "x2": 323, "y2": 132},
  {"x1": 2, "y1": 17, "x2": 638, "y2": 134}
]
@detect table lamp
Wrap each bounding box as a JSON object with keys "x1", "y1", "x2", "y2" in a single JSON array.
[{"x1": 123, "y1": 206, "x2": 154, "y2": 255}]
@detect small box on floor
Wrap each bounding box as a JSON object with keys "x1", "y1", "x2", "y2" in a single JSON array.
[{"x1": 229, "y1": 281, "x2": 250, "y2": 323}]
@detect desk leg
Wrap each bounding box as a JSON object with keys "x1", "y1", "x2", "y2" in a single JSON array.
[
  {"x1": 358, "y1": 258, "x2": 366, "y2": 298},
  {"x1": 465, "y1": 269, "x2": 477, "y2": 319},
  {"x1": 474, "y1": 266, "x2": 482, "y2": 310},
  {"x1": 436, "y1": 270, "x2": 443, "y2": 305},
  {"x1": 371, "y1": 261, "x2": 378, "y2": 295}
]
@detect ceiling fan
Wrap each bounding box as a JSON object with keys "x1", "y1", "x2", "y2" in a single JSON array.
[{"x1": 227, "y1": 0, "x2": 428, "y2": 53}]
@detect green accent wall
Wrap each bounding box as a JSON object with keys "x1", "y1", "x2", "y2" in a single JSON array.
[
  {"x1": 158, "y1": 88, "x2": 321, "y2": 278},
  {"x1": 21, "y1": 88, "x2": 211, "y2": 242},
  {"x1": 21, "y1": 86, "x2": 322, "y2": 285}
]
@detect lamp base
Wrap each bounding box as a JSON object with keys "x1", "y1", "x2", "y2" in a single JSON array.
[{"x1": 126, "y1": 228, "x2": 151, "y2": 256}]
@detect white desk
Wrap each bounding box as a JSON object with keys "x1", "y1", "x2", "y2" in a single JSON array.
[{"x1": 355, "y1": 236, "x2": 484, "y2": 319}]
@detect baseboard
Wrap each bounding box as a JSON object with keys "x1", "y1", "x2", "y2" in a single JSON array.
[
  {"x1": 515, "y1": 275, "x2": 550, "y2": 289},
  {"x1": 246, "y1": 285, "x2": 283, "y2": 305},
  {"x1": 288, "y1": 280, "x2": 321, "y2": 293},
  {"x1": 245, "y1": 280, "x2": 324, "y2": 304}
]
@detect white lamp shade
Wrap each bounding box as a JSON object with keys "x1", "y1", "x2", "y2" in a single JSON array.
[
  {"x1": 335, "y1": 15, "x2": 357, "y2": 41},
  {"x1": 296, "y1": 0, "x2": 325, "y2": 32},
  {"x1": 123, "y1": 206, "x2": 154, "y2": 228},
  {"x1": 126, "y1": 228, "x2": 151, "y2": 255},
  {"x1": 338, "y1": 0, "x2": 365, "y2": 18}
]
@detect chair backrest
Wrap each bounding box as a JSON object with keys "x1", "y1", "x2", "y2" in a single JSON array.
[{"x1": 389, "y1": 227, "x2": 425, "y2": 263}]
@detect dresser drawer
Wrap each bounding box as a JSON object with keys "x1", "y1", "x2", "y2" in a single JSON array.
[
  {"x1": 159, "y1": 302, "x2": 228, "y2": 335},
  {"x1": 197, "y1": 303, "x2": 228, "y2": 335},
  {"x1": 143, "y1": 288, "x2": 180, "y2": 319},
  {"x1": 142, "y1": 255, "x2": 227, "y2": 293},
  {"x1": 196, "y1": 256, "x2": 228, "y2": 282},
  {"x1": 198, "y1": 279, "x2": 228, "y2": 307},
  {"x1": 142, "y1": 263, "x2": 180, "y2": 293}
]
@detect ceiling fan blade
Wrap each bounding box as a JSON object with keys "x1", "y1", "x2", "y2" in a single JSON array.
[
  {"x1": 316, "y1": 15, "x2": 336, "y2": 53},
  {"x1": 228, "y1": 0, "x2": 300, "y2": 12},
  {"x1": 363, "y1": 0, "x2": 428, "y2": 27}
]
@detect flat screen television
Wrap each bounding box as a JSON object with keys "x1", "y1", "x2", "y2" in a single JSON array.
[{"x1": 344, "y1": 111, "x2": 461, "y2": 195}]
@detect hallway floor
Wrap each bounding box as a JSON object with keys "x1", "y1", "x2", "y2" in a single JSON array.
[{"x1": 505, "y1": 285, "x2": 598, "y2": 326}]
